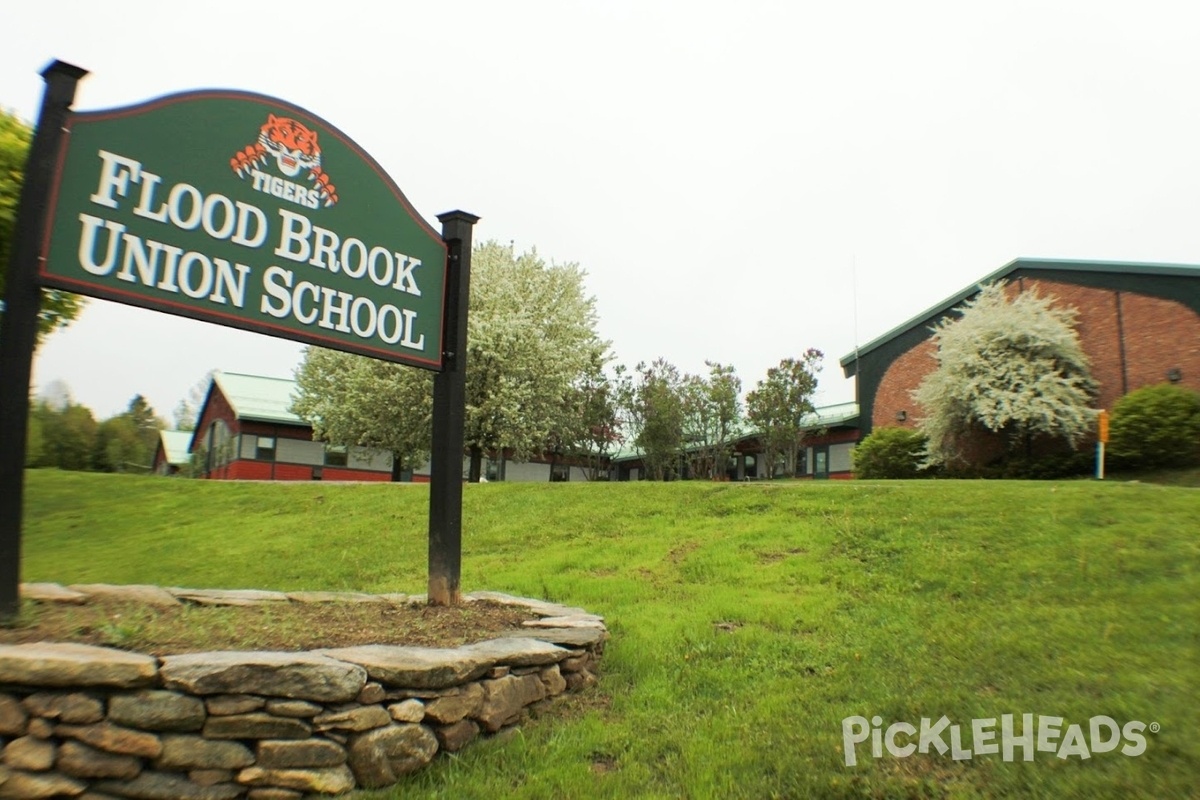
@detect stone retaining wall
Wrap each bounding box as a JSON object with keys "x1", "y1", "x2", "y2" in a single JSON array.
[{"x1": 0, "y1": 586, "x2": 607, "y2": 799}]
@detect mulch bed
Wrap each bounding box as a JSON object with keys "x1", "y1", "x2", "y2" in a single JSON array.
[{"x1": 1, "y1": 596, "x2": 536, "y2": 656}]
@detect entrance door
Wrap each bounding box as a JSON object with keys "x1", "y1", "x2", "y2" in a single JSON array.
[{"x1": 813, "y1": 446, "x2": 829, "y2": 480}]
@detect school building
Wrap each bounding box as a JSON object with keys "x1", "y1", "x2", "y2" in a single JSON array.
[{"x1": 841, "y1": 258, "x2": 1200, "y2": 451}]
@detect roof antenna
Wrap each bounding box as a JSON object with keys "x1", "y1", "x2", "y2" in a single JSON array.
[{"x1": 851, "y1": 254, "x2": 859, "y2": 403}]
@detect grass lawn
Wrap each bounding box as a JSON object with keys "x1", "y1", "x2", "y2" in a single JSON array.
[{"x1": 17, "y1": 471, "x2": 1200, "y2": 799}]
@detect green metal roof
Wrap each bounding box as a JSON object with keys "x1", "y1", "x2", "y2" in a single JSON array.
[
  {"x1": 609, "y1": 402, "x2": 860, "y2": 463},
  {"x1": 213, "y1": 372, "x2": 305, "y2": 425},
  {"x1": 839, "y1": 257, "x2": 1200, "y2": 373},
  {"x1": 158, "y1": 430, "x2": 194, "y2": 464},
  {"x1": 201, "y1": 371, "x2": 858, "y2": 466},
  {"x1": 797, "y1": 401, "x2": 859, "y2": 428}
]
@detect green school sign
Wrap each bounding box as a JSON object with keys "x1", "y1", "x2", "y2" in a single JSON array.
[
  {"x1": 1, "y1": 63, "x2": 478, "y2": 620},
  {"x1": 40, "y1": 91, "x2": 448, "y2": 368}
]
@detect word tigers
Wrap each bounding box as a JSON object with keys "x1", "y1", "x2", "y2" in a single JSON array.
[{"x1": 231, "y1": 114, "x2": 338, "y2": 209}]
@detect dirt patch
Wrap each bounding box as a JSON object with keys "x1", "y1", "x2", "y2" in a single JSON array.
[
  {"x1": 666, "y1": 540, "x2": 700, "y2": 564},
  {"x1": 756, "y1": 547, "x2": 809, "y2": 563},
  {"x1": 1, "y1": 597, "x2": 537, "y2": 657},
  {"x1": 589, "y1": 753, "x2": 620, "y2": 774}
]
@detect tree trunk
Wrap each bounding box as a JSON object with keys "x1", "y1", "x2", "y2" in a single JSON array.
[
  {"x1": 792, "y1": 438, "x2": 806, "y2": 478},
  {"x1": 468, "y1": 445, "x2": 483, "y2": 483}
]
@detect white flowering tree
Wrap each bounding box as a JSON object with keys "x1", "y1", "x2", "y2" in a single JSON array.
[
  {"x1": 293, "y1": 240, "x2": 608, "y2": 480},
  {"x1": 913, "y1": 281, "x2": 1096, "y2": 467},
  {"x1": 292, "y1": 348, "x2": 434, "y2": 474}
]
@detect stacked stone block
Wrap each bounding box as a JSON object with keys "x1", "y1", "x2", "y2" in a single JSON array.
[{"x1": 0, "y1": 587, "x2": 606, "y2": 798}]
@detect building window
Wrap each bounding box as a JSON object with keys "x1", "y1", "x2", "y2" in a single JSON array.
[
  {"x1": 324, "y1": 445, "x2": 348, "y2": 467},
  {"x1": 255, "y1": 436, "x2": 276, "y2": 461},
  {"x1": 206, "y1": 420, "x2": 233, "y2": 472}
]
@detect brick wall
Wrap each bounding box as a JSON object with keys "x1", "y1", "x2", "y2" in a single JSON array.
[
  {"x1": 1020, "y1": 278, "x2": 1200, "y2": 410},
  {"x1": 872, "y1": 340, "x2": 938, "y2": 430},
  {"x1": 1119, "y1": 291, "x2": 1200, "y2": 399},
  {"x1": 872, "y1": 283, "x2": 1199, "y2": 432}
]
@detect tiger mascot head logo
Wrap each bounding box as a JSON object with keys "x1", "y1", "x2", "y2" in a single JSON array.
[
  {"x1": 230, "y1": 113, "x2": 338, "y2": 207},
  {"x1": 260, "y1": 114, "x2": 320, "y2": 178}
]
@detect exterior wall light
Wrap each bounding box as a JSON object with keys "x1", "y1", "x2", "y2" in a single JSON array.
[
  {"x1": 896, "y1": 410, "x2": 907, "y2": 422},
  {"x1": 1167, "y1": 368, "x2": 1183, "y2": 383}
]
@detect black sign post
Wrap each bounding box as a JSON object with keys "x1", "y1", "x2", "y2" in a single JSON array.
[
  {"x1": 0, "y1": 61, "x2": 478, "y2": 621},
  {"x1": 428, "y1": 211, "x2": 478, "y2": 606},
  {"x1": 0, "y1": 61, "x2": 88, "y2": 622}
]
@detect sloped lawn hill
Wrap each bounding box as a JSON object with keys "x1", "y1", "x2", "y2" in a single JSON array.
[{"x1": 16, "y1": 471, "x2": 1199, "y2": 799}]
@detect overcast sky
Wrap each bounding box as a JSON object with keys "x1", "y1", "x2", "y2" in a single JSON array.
[{"x1": 5, "y1": 1, "x2": 1199, "y2": 422}]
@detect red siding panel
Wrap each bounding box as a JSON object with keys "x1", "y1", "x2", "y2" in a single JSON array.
[
  {"x1": 226, "y1": 461, "x2": 273, "y2": 481},
  {"x1": 274, "y1": 463, "x2": 319, "y2": 481},
  {"x1": 322, "y1": 467, "x2": 391, "y2": 482}
]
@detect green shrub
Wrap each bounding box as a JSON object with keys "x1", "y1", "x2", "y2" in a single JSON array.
[
  {"x1": 852, "y1": 427, "x2": 928, "y2": 478},
  {"x1": 1109, "y1": 383, "x2": 1200, "y2": 470},
  {"x1": 974, "y1": 449, "x2": 1095, "y2": 480}
]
